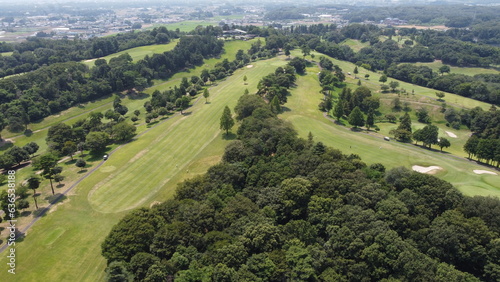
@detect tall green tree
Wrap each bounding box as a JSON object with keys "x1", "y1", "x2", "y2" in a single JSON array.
[
  {"x1": 389, "y1": 81, "x2": 399, "y2": 92},
  {"x1": 176, "y1": 96, "x2": 190, "y2": 114},
  {"x1": 437, "y1": 137, "x2": 451, "y2": 152},
  {"x1": 26, "y1": 175, "x2": 41, "y2": 209},
  {"x1": 111, "y1": 122, "x2": 136, "y2": 142},
  {"x1": 379, "y1": 74, "x2": 388, "y2": 84},
  {"x1": 271, "y1": 96, "x2": 282, "y2": 114},
  {"x1": 203, "y1": 88, "x2": 210, "y2": 103},
  {"x1": 413, "y1": 125, "x2": 439, "y2": 148},
  {"x1": 393, "y1": 112, "x2": 413, "y2": 142},
  {"x1": 33, "y1": 153, "x2": 61, "y2": 195},
  {"x1": 366, "y1": 109, "x2": 375, "y2": 130},
  {"x1": 86, "y1": 132, "x2": 110, "y2": 153},
  {"x1": 348, "y1": 106, "x2": 365, "y2": 128},
  {"x1": 333, "y1": 100, "x2": 344, "y2": 121},
  {"x1": 62, "y1": 141, "x2": 77, "y2": 160},
  {"x1": 220, "y1": 106, "x2": 235, "y2": 135}
]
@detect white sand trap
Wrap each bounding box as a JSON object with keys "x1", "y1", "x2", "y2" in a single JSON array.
[
  {"x1": 446, "y1": 131, "x2": 457, "y2": 138},
  {"x1": 247, "y1": 65, "x2": 254, "y2": 68},
  {"x1": 412, "y1": 165, "x2": 442, "y2": 174},
  {"x1": 84, "y1": 59, "x2": 96, "y2": 62},
  {"x1": 473, "y1": 170, "x2": 498, "y2": 175}
]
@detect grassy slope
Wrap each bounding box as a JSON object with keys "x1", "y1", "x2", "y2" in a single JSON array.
[
  {"x1": 82, "y1": 40, "x2": 178, "y2": 67},
  {"x1": 340, "y1": 39, "x2": 369, "y2": 52},
  {"x1": 0, "y1": 56, "x2": 286, "y2": 281},
  {"x1": 0, "y1": 39, "x2": 255, "y2": 193},
  {"x1": 282, "y1": 55, "x2": 500, "y2": 198},
  {"x1": 414, "y1": 60, "x2": 500, "y2": 76}
]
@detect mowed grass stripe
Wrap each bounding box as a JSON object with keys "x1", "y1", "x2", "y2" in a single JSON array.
[
  {"x1": 0, "y1": 57, "x2": 287, "y2": 282},
  {"x1": 282, "y1": 61, "x2": 500, "y2": 198}
]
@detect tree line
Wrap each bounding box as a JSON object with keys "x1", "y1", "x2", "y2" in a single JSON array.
[
  {"x1": 345, "y1": 5, "x2": 500, "y2": 30},
  {"x1": 463, "y1": 108, "x2": 500, "y2": 167},
  {"x1": 0, "y1": 32, "x2": 224, "y2": 133},
  {"x1": 386, "y1": 64, "x2": 500, "y2": 105},
  {"x1": 0, "y1": 26, "x2": 178, "y2": 78},
  {"x1": 101, "y1": 86, "x2": 500, "y2": 281}
]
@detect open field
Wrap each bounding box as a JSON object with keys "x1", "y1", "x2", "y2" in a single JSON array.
[
  {"x1": 154, "y1": 21, "x2": 215, "y2": 32},
  {"x1": 0, "y1": 56, "x2": 286, "y2": 281},
  {"x1": 282, "y1": 54, "x2": 500, "y2": 198},
  {"x1": 82, "y1": 40, "x2": 178, "y2": 67},
  {"x1": 340, "y1": 39, "x2": 370, "y2": 52},
  {"x1": 414, "y1": 60, "x2": 500, "y2": 76},
  {"x1": 0, "y1": 51, "x2": 12, "y2": 56}
]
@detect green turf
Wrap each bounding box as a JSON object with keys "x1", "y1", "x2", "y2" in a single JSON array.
[
  {"x1": 311, "y1": 50, "x2": 493, "y2": 111},
  {"x1": 340, "y1": 39, "x2": 370, "y2": 52},
  {"x1": 0, "y1": 56, "x2": 286, "y2": 282},
  {"x1": 82, "y1": 40, "x2": 178, "y2": 67},
  {"x1": 281, "y1": 56, "x2": 500, "y2": 198},
  {"x1": 414, "y1": 60, "x2": 500, "y2": 76},
  {"x1": 0, "y1": 51, "x2": 12, "y2": 56}
]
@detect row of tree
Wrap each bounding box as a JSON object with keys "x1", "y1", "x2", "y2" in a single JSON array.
[
  {"x1": 463, "y1": 108, "x2": 500, "y2": 166},
  {"x1": 102, "y1": 90, "x2": 500, "y2": 281},
  {"x1": 0, "y1": 26, "x2": 178, "y2": 78},
  {"x1": 386, "y1": 64, "x2": 500, "y2": 105},
  {"x1": 0, "y1": 33, "x2": 225, "y2": 133}
]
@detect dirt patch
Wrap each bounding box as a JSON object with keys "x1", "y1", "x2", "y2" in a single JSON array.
[
  {"x1": 247, "y1": 65, "x2": 254, "y2": 68},
  {"x1": 445, "y1": 131, "x2": 457, "y2": 138},
  {"x1": 128, "y1": 149, "x2": 149, "y2": 163},
  {"x1": 473, "y1": 170, "x2": 497, "y2": 175},
  {"x1": 412, "y1": 165, "x2": 442, "y2": 174}
]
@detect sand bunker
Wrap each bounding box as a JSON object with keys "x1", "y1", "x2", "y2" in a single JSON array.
[
  {"x1": 247, "y1": 65, "x2": 254, "y2": 68},
  {"x1": 446, "y1": 131, "x2": 457, "y2": 138},
  {"x1": 473, "y1": 170, "x2": 497, "y2": 175},
  {"x1": 412, "y1": 165, "x2": 442, "y2": 174},
  {"x1": 84, "y1": 59, "x2": 96, "y2": 62}
]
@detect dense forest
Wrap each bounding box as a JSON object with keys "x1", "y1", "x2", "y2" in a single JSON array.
[
  {"x1": 345, "y1": 5, "x2": 500, "y2": 28},
  {"x1": 0, "y1": 27, "x2": 178, "y2": 78},
  {"x1": 0, "y1": 33, "x2": 223, "y2": 133},
  {"x1": 101, "y1": 66, "x2": 500, "y2": 281}
]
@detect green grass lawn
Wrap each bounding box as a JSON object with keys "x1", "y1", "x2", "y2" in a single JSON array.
[
  {"x1": 0, "y1": 56, "x2": 286, "y2": 282},
  {"x1": 154, "y1": 21, "x2": 215, "y2": 32},
  {"x1": 414, "y1": 60, "x2": 500, "y2": 76},
  {"x1": 0, "y1": 51, "x2": 12, "y2": 56},
  {"x1": 340, "y1": 39, "x2": 369, "y2": 52},
  {"x1": 82, "y1": 40, "x2": 178, "y2": 67},
  {"x1": 281, "y1": 55, "x2": 500, "y2": 199},
  {"x1": 312, "y1": 50, "x2": 493, "y2": 111}
]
